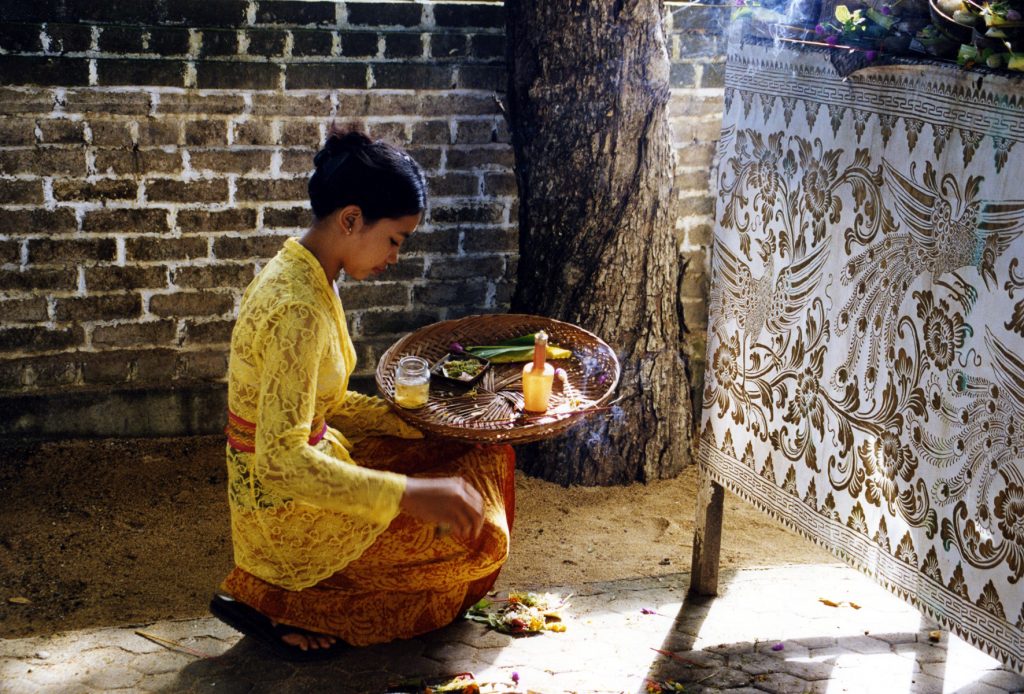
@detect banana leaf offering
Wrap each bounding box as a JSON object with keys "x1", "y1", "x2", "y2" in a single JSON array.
[{"x1": 455, "y1": 333, "x2": 572, "y2": 363}]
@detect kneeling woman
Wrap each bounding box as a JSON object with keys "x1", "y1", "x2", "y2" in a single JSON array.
[{"x1": 211, "y1": 129, "x2": 515, "y2": 659}]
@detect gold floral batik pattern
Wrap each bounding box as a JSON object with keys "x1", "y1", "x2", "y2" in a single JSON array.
[{"x1": 702, "y1": 41, "x2": 1024, "y2": 672}]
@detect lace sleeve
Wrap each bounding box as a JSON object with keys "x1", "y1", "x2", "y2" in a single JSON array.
[
  {"x1": 327, "y1": 391, "x2": 424, "y2": 440},
  {"x1": 253, "y1": 302, "x2": 406, "y2": 523}
]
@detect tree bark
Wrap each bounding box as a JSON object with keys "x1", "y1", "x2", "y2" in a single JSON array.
[{"x1": 505, "y1": 0, "x2": 692, "y2": 485}]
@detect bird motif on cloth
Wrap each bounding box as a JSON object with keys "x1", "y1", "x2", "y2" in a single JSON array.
[
  {"x1": 926, "y1": 330, "x2": 1024, "y2": 583},
  {"x1": 709, "y1": 230, "x2": 830, "y2": 341},
  {"x1": 708, "y1": 231, "x2": 830, "y2": 423},
  {"x1": 834, "y1": 160, "x2": 1024, "y2": 390}
]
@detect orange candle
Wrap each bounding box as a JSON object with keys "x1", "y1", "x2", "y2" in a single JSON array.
[{"x1": 522, "y1": 331, "x2": 554, "y2": 413}]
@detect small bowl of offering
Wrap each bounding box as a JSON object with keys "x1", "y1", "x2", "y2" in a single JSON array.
[{"x1": 432, "y1": 352, "x2": 490, "y2": 387}]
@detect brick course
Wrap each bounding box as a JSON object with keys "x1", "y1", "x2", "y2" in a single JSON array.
[
  {"x1": 54, "y1": 295, "x2": 143, "y2": 322},
  {"x1": 28, "y1": 238, "x2": 117, "y2": 264},
  {"x1": 91, "y1": 320, "x2": 178, "y2": 348},
  {"x1": 0, "y1": 209, "x2": 77, "y2": 235},
  {"x1": 53, "y1": 179, "x2": 138, "y2": 203},
  {"x1": 0, "y1": 0, "x2": 719, "y2": 438},
  {"x1": 85, "y1": 266, "x2": 169, "y2": 291}
]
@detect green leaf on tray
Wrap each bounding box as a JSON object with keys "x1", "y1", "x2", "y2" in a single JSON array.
[{"x1": 465, "y1": 333, "x2": 573, "y2": 362}]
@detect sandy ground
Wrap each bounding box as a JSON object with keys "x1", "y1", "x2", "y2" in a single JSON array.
[{"x1": 0, "y1": 436, "x2": 834, "y2": 639}]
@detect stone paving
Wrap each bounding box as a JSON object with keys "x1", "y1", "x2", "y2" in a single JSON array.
[{"x1": 2, "y1": 564, "x2": 1022, "y2": 694}]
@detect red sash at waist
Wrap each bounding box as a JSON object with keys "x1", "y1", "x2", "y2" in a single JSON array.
[{"x1": 225, "y1": 410, "x2": 327, "y2": 453}]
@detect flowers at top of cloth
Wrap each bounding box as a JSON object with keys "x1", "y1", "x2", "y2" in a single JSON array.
[
  {"x1": 944, "y1": 0, "x2": 1024, "y2": 71},
  {"x1": 915, "y1": 289, "x2": 973, "y2": 371},
  {"x1": 823, "y1": 4, "x2": 869, "y2": 37},
  {"x1": 820, "y1": 2, "x2": 910, "y2": 47}
]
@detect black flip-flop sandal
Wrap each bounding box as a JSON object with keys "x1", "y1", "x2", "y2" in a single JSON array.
[{"x1": 209, "y1": 593, "x2": 344, "y2": 662}]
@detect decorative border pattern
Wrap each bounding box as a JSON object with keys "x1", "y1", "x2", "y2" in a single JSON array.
[{"x1": 700, "y1": 432, "x2": 1023, "y2": 670}]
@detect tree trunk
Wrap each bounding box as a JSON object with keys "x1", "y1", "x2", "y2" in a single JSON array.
[{"x1": 505, "y1": 0, "x2": 692, "y2": 485}]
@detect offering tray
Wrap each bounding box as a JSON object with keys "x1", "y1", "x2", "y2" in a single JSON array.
[{"x1": 375, "y1": 314, "x2": 620, "y2": 444}]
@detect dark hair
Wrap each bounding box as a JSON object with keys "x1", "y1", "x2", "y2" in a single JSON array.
[{"x1": 308, "y1": 127, "x2": 427, "y2": 223}]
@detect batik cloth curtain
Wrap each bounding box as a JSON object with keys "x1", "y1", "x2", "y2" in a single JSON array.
[{"x1": 700, "y1": 39, "x2": 1024, "y2": 671}]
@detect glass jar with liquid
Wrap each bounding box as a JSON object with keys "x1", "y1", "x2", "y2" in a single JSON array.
[{"x1": 394, "y1": 355, "x2": 430, "y2": 409}]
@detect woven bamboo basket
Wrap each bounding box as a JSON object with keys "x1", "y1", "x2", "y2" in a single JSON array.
[{"x1": 375, "y1": 314, "x2": 620, "y2": 444}]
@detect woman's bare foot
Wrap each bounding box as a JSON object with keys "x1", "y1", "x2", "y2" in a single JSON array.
[
  {"x1": 272, "y1": 621, "x2": 337, "y2": 651},
  {"x1": 210, "y1": 593, "x2": 342, "y2": 660}
]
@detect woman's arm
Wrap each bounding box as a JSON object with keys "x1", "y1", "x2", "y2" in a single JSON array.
[
  {"x1": 253, "y1": 302, "x2": 406, "y2": 524},
  {"x1": 254, "y1": 301, "x2": 484, "y2": 536},
  {"x1": 326, "y1": 391, "x2": 424, "y2": 440}
]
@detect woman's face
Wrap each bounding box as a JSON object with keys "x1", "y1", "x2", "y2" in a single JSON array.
[{"x1": 343, "y1": 213, "x2": 421, "y2": 281}]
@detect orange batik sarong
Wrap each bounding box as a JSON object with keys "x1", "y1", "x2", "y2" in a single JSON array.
[{"x1": 222, "y1": 436, "x2": 515, "y2": 647}]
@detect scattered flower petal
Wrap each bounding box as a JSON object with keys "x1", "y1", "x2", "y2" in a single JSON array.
[
  {"x1": 771, "y1": 641, "x2": 785, "y2": 651},
  {"x1": 825, "y1": 35, "x2": 838, "y2": 46},
  {"x1": 865, "y1": 50, "x2": 877, "y2": 61},
  {"x1": 511, "y1": 671, "x2": 520, "y2": 684}
]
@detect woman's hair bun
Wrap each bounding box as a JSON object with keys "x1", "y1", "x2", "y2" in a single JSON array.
[
  {"x1": 308, "y1": 125, "x2": 426, "y2": 222},
  {"x1": 313, "y1": 130, "x2": 372, "y2": 167}
]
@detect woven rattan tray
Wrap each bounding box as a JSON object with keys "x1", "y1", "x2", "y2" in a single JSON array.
[{"x1": 376, "y1": 314, "x2": 620, "y2": 444}]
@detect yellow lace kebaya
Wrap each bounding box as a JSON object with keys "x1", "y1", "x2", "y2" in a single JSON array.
[{"x1": 225, "y1": 237, "x2": 423, "y2": 591}]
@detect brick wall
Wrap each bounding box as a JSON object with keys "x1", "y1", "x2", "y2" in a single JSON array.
[
  {"x1": 664, "y1": 2, "x2": 729, "y2": 405},
  {"x1": 0, "y1": 0, "x2": 727, "y2": 437}
]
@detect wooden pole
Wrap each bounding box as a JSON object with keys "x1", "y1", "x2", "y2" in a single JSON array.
[{"x1": 689, "y1": 461, "x2": 724, "y2": 595}]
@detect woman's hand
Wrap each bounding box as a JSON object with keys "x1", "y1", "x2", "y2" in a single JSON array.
[{"x1": 400, "y1": 476, "x2": 484, "y2": 541}]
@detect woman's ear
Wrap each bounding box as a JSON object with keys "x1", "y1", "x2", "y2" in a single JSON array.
[{"x1": 336, "y1": 205, "x2": 363, "y2": 236}]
